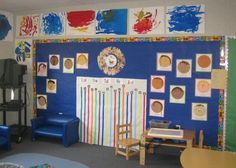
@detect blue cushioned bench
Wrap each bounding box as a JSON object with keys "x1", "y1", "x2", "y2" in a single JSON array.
[{"x1": 31, "y1": 113, "x2": 79, "y2": 147}]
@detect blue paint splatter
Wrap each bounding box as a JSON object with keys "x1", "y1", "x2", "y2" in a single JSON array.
[
  {"x1": 42, "y1": 12, "x2": 64, "y2": 35},
  {"x1": 167, "y1": 5, "x2": 204, "y2": 33},
  {"x1": 0, "y1": 14, "x2": 12, "y2": 40},
  {"x1": 96, "y1": 9, "x2": 127, "y2": 35}
]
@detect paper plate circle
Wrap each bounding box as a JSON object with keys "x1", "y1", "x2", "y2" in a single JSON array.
[
  {"x1": 151, "y1": 101, "x2": 163, "y2": 113},
  {"x1": 47, "y1": 80, "x2": 55, "y2": 91},
  {"x1": 171, "y1": 87, "x2": 184, "y2": 99},
  {"x1": 198, "y1": 55, "x2": 211, "y2": 68},
  {"x1": 152, "y1": 77, "x2": 164, "y2": 89},
  {"x1": 193, "y1": 104, "x2": 206, "y2": 117},
  {"x1": 97, "y1": 47, "x2": 125, "y2": 76},
  {"x1": 197, "y1": 80, "x2": 210, "y2": 93},
  {"x1": 178, "y1": 61, "x2": 190, "y2": 73},
  {"x1": 38, "y1": 96, "x2": 46, "y2": 106},
  {"x1": 50, "y1": 55, "x2": 59, "y2": 66},
  {"x1": 159, "y1": 55, "x2": 171, "y2": 67},
  {"x1": 64, "y1": 59, "x2": 73, "y2": 69},
  {"x1": 77, "y1": 54, "x2": 88, "y2": 65}
]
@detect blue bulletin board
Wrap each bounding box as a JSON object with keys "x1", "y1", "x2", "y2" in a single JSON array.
[{"x1": 34, "y1": 37, "x2": 223, "y2": 147}]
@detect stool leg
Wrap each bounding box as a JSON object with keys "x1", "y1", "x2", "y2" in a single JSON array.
[{"x1": 126, "y1": 146, "x2": 129, "y2": 160}]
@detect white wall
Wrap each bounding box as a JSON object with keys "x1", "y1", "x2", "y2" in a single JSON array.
[{"x1": 1, "y1": 0, "x2": 235, "y2": 126}]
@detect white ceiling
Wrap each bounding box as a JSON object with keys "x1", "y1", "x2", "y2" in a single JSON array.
[{"x1": 0, "y1": 0, "x2": 134, "y2": 13}]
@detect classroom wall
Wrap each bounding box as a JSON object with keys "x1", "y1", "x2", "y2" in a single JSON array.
[{"x1": 1, "y1": 0, "x2": 235, "y2": 126}]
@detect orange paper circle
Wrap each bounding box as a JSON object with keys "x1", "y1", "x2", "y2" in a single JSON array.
[
  {"x1": 159, "y1": 55, "x2": 171, "y2": 67},
  {"x1": 151, "y1": 101, "x2": 163, "y2": 113},
  {"x1": 171, "y1": 87, "x2": 184, "y2": 99},
  {"x1": 193, "y1": 104, "x2": 206, "y2": 117},
  {"x1": 77, "y1": 54, "x2": 88, "y2": 65},
  {"x1": 178, "y1": 61, "x2": 190, "y2": 73},
  {"x1": 152, "y1": 77, "x2": 164, "y2": 90},
  {"x1": 64, "y1": 59, "x2": 73, "y2": 69},
  {"x1": 50, "y1": 55, "x2": 59, "y2": 66},
  {"x1": 198, "y1": 55, "x2": 211, "y2": 68},
  {"x1": 197, "y1": 80, "x2": 210, "y2": 93},
  {"x1": 38, "y1": 96, "x2": 46, "y2": 106}
]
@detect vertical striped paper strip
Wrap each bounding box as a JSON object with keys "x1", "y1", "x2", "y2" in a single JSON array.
[{"x1": 76, "y1": 77, "x2": 147, "y2": 147}]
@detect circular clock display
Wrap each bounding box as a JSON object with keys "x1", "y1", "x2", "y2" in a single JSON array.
[{"x1": 97, "y1": 47, "x2": 125, "y2": 76}]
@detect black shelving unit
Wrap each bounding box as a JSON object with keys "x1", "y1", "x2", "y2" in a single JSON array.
[{"x1": 0, "y1": 83, "x2": 27, "y2": 143}]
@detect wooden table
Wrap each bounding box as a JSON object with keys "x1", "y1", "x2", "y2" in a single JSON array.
[
  {"x1": 181, "y1": 148, "x2": 236, "y2": 168},
  {"x1": 140, "y1": 129, "x2": 195, "y2": 165}
]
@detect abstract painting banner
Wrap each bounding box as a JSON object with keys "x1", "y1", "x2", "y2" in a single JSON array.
[
  {"x1": 166, "y1": 5, "x2": 205, "y2": 34},
  {"x1": 76, "y1": 77, "x2": 147, "y2": 147},
  {"x1": 66, "y1": 10, "x2": 95, "y2": 35},
  {"x1": 16, "y1": 15, "x2": 40, "y2": 37},
  {"x1": 129, "y1": 7, "x2": 164, "y2": 35},
  {"x1": 0, "y1": 10, "x2": 13, "y2": 41}
]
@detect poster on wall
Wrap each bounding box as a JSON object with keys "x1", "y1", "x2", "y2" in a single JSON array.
[
  {"x1": 176, "y1": 59, "x2": 192, "y2": 78},
  {"x1": 76, "y1": 53, "x2": 88, "y2": 69},
  {"x1": 129, "y1": 7, "x2": 164, "y2": 35},
  {"x1": 192, "y1": 103, "x2": 207, "y2": 121},
  {"x1": 76, "y1": 77, "x2": 147, "y2": 147},
  {"x1": 149, "y1": 99, "x2": 165, "y2": 117},
  {"x1": 166, "y1": 5, "x2": 205, "y2": 34},
  {"x1": 16, "y1": 14, "x2": 40, "y2": 37},
  {"x1": 195, "y1": 79, "x2": 211, "y2": 97},
  {"x1": 150, "y1": 75, "x2": 165, "y2": 93},
  {"x1": 49, "y1": 54, "x2": 60, "y2": 69},
  {"x1": 63, "y1": 58, "x2": 74, "y2": 73},
  {"x1": 66, "y1": 10, "x2": 95, "y2": 35},
  {"x1": 46, "y1": 79, "x2": 57, "y2": 93},
  {"x1": 96, "y1": 9, "x2": 127, "y2": 35},
  {"x1": 15, "y1": 39, "x2": 32, "y2": 68},
  {"x1": 196, "y1": 54, "x2": 212, "y2": 72},
  {"x1": 37, "y1": 62, "x2": 47, "y2": 76},
  {"x1": 156, "y1": 53, "x2": 172, "y2": 71},
  {"x1": 0, "y1": 10, "x2": 13, "y2": 41},
  {"x1": 170, "y1": 85, "x2": 186, "y2": 104},
  {"x1": 37, "y1": 94, "x2": 47, "y2": 109},
  {"x1": 40, "y1": 12, "x2": 66, "y2": 36}
]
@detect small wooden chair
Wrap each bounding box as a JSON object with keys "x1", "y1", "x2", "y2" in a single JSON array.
[{"x1": 115, "y1": 123, "x2": 140, "y2": 160}]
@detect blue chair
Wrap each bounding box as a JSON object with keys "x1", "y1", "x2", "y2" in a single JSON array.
[{"x1": 0, "y1": 125, "x2": 11, "y2": 150}]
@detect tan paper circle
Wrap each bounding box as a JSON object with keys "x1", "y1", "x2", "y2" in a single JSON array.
[
  {"x1": 198, "y1": 55, "x2": 211, "y2": 68},
  {"x1": 77, "y1": 54, "x2": 88, "y2": 65},
  {"x1": 193, "y1": 104, "x2": 206, "y2": 117},
  {"x1": 171, "y1": 87, "x2": 184, "y2": 99},
  {"x1": 38, "y1": 96, "x2": 46, "y2": 106},
  {"x1": 50, "y1": 55, "x2": 59, "y2": 66},
  {"x1": 197, "y1": 80, "x2": 210, "y2": 93},
  {"x1": 178, "y1": 61, "x2": 190, "y2": 73},
  {"x1": 151, "y1": 101, "x2": 163, "y2": 113},
  {"x1": 64, "y1": 59, "x2": 73, "y2": 69},
  {"x1": 152, "y1": 77, "x2": 164, "y2": 90},
  {"x1": 47, "y1": 80, "x2": 55, "y2": 91},
  {"x1": 159, "y1": 55, "x2": 171, "y2": 67}
]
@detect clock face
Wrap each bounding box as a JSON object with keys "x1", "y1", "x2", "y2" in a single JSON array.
[
  {"x1": 104, "y1": 54, "x2": 118, "y2": 68},
  {"x1": 97, "y1": 47, "x2": 125, "y2": 76}
]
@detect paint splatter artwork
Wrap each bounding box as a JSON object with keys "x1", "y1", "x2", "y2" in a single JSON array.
[
  {"x1": 41, "y1": 12, "x2": 65, "y2": 36},
  {"x1": 96, "y1": 9, "x2": 127, "y2": 35},
  {"x1": 66, "y1": 10, "x2": 95, "y2": 35},
  {"x1": 17, "y1": 15, "x2": 39, "y2": 37},
  {"x1": 76, "y1": 77, "x2": 147, "y2": 147},
  {"x1": 15, "y1": 39, "x2": 32, "y2": 67},
  {"x1": 129, "y1": 7, "x2": 164, "y2": 35},
  {"x1": 166, "y1": 5, "x2": 205, "y2": 34},
  {"x1": 0, "y1": 10, "x2": 13, "y2": 41}
]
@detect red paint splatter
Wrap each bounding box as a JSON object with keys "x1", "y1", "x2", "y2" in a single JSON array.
[{"x1": 67, "y1": 10, "x2": 95, "y2": 28}]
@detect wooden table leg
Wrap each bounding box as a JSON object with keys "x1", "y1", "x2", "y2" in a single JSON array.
[{"x1": 140, "y1": 135, "x2": 146, "y2": 165}]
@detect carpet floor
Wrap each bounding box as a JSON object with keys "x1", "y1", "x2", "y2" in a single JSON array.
[{"x1": 0, "y1": 131, "x2": 182, "y2": 168}]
